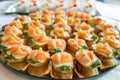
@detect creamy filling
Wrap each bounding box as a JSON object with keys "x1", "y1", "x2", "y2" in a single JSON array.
[{"x1": 54, "y1": 62, "x2": 73, "y2": 72}]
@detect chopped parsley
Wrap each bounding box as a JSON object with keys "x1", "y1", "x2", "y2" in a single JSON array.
[
  {"x1": 2, "y1": 24, "x2": 8, "y2": 31},
  {"x1": 34, "y1": 18, "x2": 40, "y2": 21},
  {"x1": 113, "y1": 49, "x2": 120, "y2": 57},
  {"x1": 90, "y1": 24, "x2": 95, "y2": 28},
  {"x1": 0, "y1": 34, "x2": 3, "y2": 38},
  {"x1": 46, "y1": 24, "x2": 54, "y2": 36},
  {"x1": 28, "y1": 59, "x2": 40, "y2": 64},
  {"x1": 0, "y1": 45, "x2": 8, "y2": 51},
  {"x1": 23, "y1": 23, "x2": 29, "y2": 27},
  {"x1": 57, "y1": 65, "x2": 73, "y2": 72},
  {"x1": 23, "y1": 32, "x2": 29, "y2": 39},
  {"x1": 78, "y1": 45, "x2": 88, "y2": 50},
  {"x1": 50, "y1": 48, "x2": 62, "y2": 53},
  {"x1": 46, "y1": 30, "x2": 51, "y2": 36},
  {"x1": 91, "y1": 59, "x2": 101, "y2": 68},
  {"x1": 49, "y1": 24, "x2": 54, "y2": 29},
  {"x1": 81, "y1": 45, "x2": 88, "y2": 49},
  {"x1": 29, "y1": 40, "x2": 39, "y2": 47},
  {"x1": 4, "y1": 53, "x2": 17, "y2": 60},
  {"x1": 92, "y1": 34, "x2": 99, "y2": 43}
]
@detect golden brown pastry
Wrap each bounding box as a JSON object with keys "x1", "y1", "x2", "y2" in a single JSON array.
[
  {"x1": 4, "y1": 44, "x2": 31, "y2": 71},
  {"x1": 75, "y1": 49, "x2": 101, "y2": 78},
  {"x1": 51, "y1": 52, "x2": 73, "y2": 79},
  {"x1": 27, "y1": 48, "x2": 50, "y2": 77},
  {"x1": 92, "y1": 42, "x2": 117, "y2": 69}
]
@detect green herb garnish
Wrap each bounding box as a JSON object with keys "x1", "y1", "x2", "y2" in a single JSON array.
[
  {"x1": 46, "y1": 30, "x2": 51, "y2": 36},
  {"x1": 91, "y1": 59, "x2": 101, "y2": 68},
  {"x1": 57, "y1": 65, "x2": 73, "y2": 72},
  {"x1": 92, "y1": 34, "x2": 99, "y2": 43},
  {"x1": 81, "y1": 45, "x2": 88, "y2": 49},
  {"x1": 2, "y1": 24, "x2": 8, "y2": 31},
  {"x1": 50, "y1": 48, "x2": 62, "y2": 53},
  {"x1": 49, "y1": 24, "x2": 54, "y2": 29},
  {"x1": 45, "y1": 24, "x2": 54, "y2": 36},
  {"x1": 4, "y1": 53, "x2": 17, "y2": 60},
  {"x1": 23, "y1": 23, "x2": 29, "y2": 27},
  {"x1": 0, "y1": 45, "x2": 8, "y2": 51},
  {"x1": 23, "y1": 32, "x2": 29, "y2": 39},
  {"x1": 78, "y1": 45, "x2": 88, "y2": 50},
  {"x1": 28, "y1": 59, "x2": 40, "y2": 64},
  {"x1": 90, "y1": 24, "x2": 95, "y2": 28},
  {"x1": 113, "y1": 49, "x2": 120, "y2": 57},
  {"x1": 0, "y1": 34, "x2": 3, "y2": 38},
  {"x1": 29, "y1": 40, "x2": 39, "y2": 47}
]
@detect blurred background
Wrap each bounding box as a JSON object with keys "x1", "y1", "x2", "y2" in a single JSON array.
[
  {"x1": 107, "y1": 0, "x2": 120, "y2": 4},
  {"x1": 0, "y1": 0, "x2": 120, "y2": 4},
  {"x1": 0, "y1": 0, "x2": 119, "y2": 3}
]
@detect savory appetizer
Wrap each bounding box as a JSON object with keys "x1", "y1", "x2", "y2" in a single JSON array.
[
  {"x1": 77, "y1": 30, "x2": 92, "y2": 40},
  {"x1": 9, "y1": 19, "x2": 23, "y2": 29},
  {"x1": 42, "y1": 10, "x2": 53, "y2": 17},
  {"x1": 19, "y1": 16, "x2": 30, "y2": 25},
  {"x1": 88, "y1": 17, "x2": 103, "y2": 34},
  {"x1": 67, "y1": 36, "x2": 87, "y2": 52},
  {"x1": 29, "y1": 12, "x2": 41, "y2": 20},
  {"x1": 51, "y1": 21, "x2": 71, "y2": 39},
  {"x1": 54, "y1": 16, "x2": 65, "y2": 24},
  {"x1": 67, "y1": 11, "x2": 76, "y2": 18},
  {"x1": 4, "y1": 44, "x2": 31, "y2": 71},
  {"x1": 27, "y1": 27, "x2": 44, "y2": 37},
  {"x1": 4, "y1": 44, "x2": 31, "y2": 63},
  {"x1": 100, "y1": 35, "x2": 120, "y2": 49},
  {"x1": 47, "y1": 38, "x2": 66, "y2": 53},
  {"x1": 74, "y1": 22, "x2": 94, "y2": 32},
  {"x1": 30, "y1": 20, "x2": 45, "y2": 31},
  {"x1": 40, "y1": 15, "x2": 52, "y2": 27},
  {"x1": 75, "y1": 49, "x2": 101, "y2": 78},
  {"x1": 27, "y1": 48, "x2": 50, "y2": 77},
  {"x1": 54, "y1": 10, "x2": 65, "y2": 17},
  {"x1": 29, "y1": 33, "x2": 49, "y2": 48},
  {"x1": 1, "y1": 35, "x2": 24, "y2": 49},
  {"x1": 79, "y1": 12, "x2": 92, "y2": 22},
  {"x1": 67, "y1": 17, "x2": 81, "y2": 29},
  {"x1": 92, "y1": 42, "x2": 117, "y2": 69},
  {"x1": 4, "y1": 25, "x2": 23, "y2": 36},
  {"x1": 100, "y1": 28, "x2": 119, "y2": 38},
  {"x1": 51, "y1": 52, "x2": 73, "y2": 79}
]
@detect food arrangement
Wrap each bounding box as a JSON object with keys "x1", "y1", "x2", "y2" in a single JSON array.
[
  {"x1": 0, "y1": 10, "x2": 120, "y2": 79},
  {"x1": 5, "y1": 0, "x2": 95, "y2": 14}
]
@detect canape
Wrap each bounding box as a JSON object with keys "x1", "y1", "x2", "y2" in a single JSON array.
[
  {"x1": 51, "y1": 52, "x2": 73, "y2": 79},
  {"x1": 75, "y1": 49, "x2": 101, "y2": 78},
  {"x1": 27, "y1": 48, "x2": 50, "y2": 77}
]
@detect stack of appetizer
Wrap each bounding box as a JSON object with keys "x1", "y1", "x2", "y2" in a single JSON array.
[{"x1": 0, "y1": 10, "x2": 120, "y2": 79}]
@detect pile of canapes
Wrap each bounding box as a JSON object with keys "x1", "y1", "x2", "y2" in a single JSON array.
[{"x1": 0, "y1": 10, "x2": 120, "y2": 79}]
